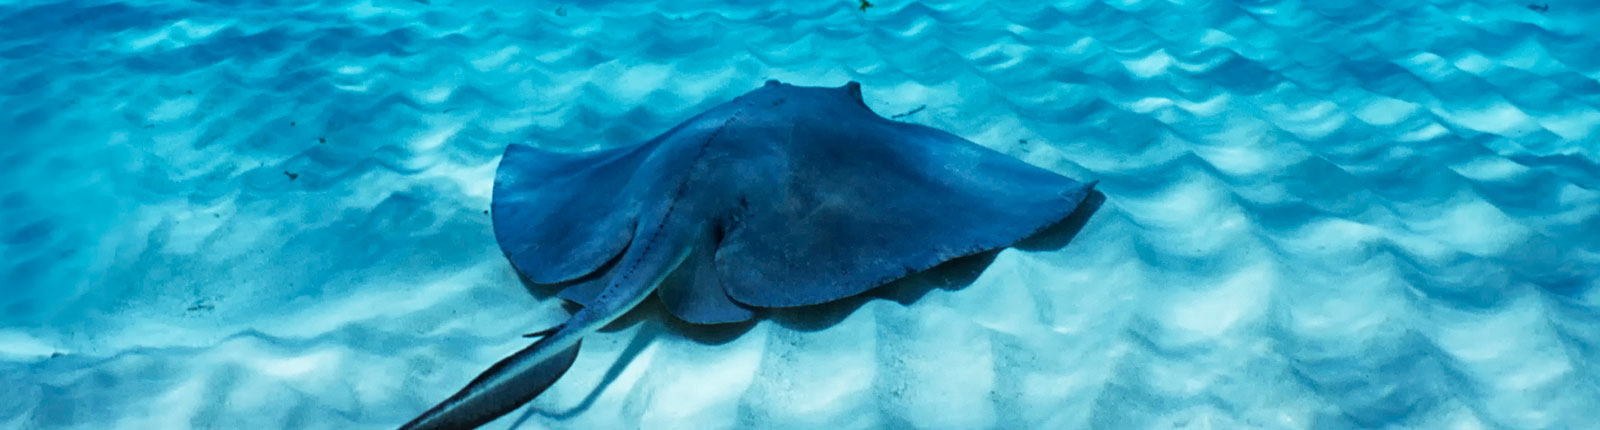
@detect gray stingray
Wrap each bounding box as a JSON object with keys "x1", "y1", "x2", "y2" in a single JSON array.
[{"x1": 397, "y1": 81, "x2": 1098, "y2": 430}]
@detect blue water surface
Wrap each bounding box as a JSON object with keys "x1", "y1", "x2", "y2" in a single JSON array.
[{"x1": 2, "y1": 0, "x2": 1598, "y2": 429}]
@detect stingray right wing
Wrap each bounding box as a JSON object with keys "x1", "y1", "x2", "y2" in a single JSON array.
[{"x1": 713, "y1": 85, "x2": 1096, "y2": 308}]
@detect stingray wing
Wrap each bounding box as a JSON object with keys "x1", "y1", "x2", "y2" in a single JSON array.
[
  {"x1": 492, "y1": 143, "x2": 646, "y2": 285},
  {"x1": 716, "y1": 112, "x2": 1095, "y2": 308}
]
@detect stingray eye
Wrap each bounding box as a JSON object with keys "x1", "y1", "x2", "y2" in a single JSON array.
[{"x1": 838, "y1": 81, "x2": 868, "y2": 108}]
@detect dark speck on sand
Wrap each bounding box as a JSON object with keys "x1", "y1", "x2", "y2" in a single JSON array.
[{"x1": 891, "y1": 105, "x2": 926, "y2": 119}]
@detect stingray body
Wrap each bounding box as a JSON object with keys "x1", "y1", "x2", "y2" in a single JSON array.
[{"x1": 397, "y1": 81, "x2": 1098, "y2": 430}]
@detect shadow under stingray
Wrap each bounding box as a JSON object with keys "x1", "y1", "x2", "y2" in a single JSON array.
[{"x1": 504, "y1": 189, "x2": 1105, "y2": 427}]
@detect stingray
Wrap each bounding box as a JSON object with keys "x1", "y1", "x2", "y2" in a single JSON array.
[{"x1": 397, "y1": 81, "x2": 1098, "y2": 430}]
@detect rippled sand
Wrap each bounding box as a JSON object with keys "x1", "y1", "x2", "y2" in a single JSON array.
[{"x1": 3, "y1": 0, "x2": 1598, "y2": 429}]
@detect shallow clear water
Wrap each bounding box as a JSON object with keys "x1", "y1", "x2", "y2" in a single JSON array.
[{"x1": 3, "y1": 0, "x2": 1599, "y2": 429}]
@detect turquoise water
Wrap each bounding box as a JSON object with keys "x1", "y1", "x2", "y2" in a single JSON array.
[{"x1": 3, "y1": 0, "x2": 1599, "y2": 429}]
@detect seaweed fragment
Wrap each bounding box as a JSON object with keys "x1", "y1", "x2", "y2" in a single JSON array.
[
  {"x1": 186, "y1": 298, "x2": 214, "y2": 312},
  {"x1": 891, "y1": 105, "x2": 926, "y2": 119}
]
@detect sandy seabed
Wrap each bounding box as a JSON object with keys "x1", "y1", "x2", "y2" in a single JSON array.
[{"x1": 2, "y1": 0, "x2": 1599, "y2": 429}]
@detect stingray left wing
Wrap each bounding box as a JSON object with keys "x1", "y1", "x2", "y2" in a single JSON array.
[{"x1": 492, "y1": 143, "x2": 647, "y2": 286}]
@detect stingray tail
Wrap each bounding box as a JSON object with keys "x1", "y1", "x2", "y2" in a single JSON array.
[
  {"x1": 396, "y1": 330, "x2": 582, "y2": 430},
  {"x1": 401, "y1": 215, "x2": 698, "y2": 430},
  {"x1": 396, "y1": 264, "x2": 674, "y2": 430}
]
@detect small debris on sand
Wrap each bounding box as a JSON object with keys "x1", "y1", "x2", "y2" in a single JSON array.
[{"x1": 891, "y1": 105, "x2": 926, "y2": 119}]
